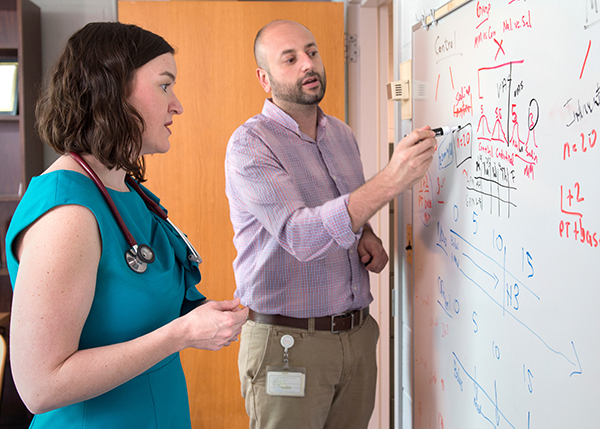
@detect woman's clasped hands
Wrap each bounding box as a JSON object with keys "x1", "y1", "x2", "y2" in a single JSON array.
[{"x1": 179, "y1": 298, "x2": 248, "y2": 351}]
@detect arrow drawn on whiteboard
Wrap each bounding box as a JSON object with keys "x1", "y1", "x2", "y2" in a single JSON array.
[
  {"x1": 460, "y1": 263, "x2": 581, "y2": 372},
  {"x1": 450, "y1": 229, "x2": 539, "y2": 299},
  {"x1": 437, "y1": 300, "x2": 453, "y2": 319},
  {"x1": 462, "y1": 252, "x2": 500, "y2": 289},
  {"x1": 449, "y1": 229, "x2": 582, "y2": 375},
  {"x1": 453, "y1": 352, "x2": 516, "y2": 429},
  {"x1": 570, "y1": 342, "x2": 582, "y2": 377},
  {"x1": 436, "y1": 242, "x2": 448, "y2": 256}
]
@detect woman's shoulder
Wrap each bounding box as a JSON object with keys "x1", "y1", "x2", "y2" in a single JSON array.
[
  {"x1": 12, "y1": 169, "x2": 108, "y2": 234},
  {"x1": 27, "y1": 169, "x2": 99, "y2": 203},
  {"x1": 6, "y1": 170, "x2": 103, "y2": 283}
]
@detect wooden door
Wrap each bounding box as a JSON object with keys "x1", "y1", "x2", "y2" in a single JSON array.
[{"x1": 118, "y1": 2, "x2": 345, "y2": 427}]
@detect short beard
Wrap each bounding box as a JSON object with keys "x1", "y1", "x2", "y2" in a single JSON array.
[{"x1": 269, "y1": 70, "x2": 327, "y2": 106}]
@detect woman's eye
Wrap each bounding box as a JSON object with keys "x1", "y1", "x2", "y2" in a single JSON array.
[{"x1": 161, "y1": 83, "x2": 171, "y2": 92}]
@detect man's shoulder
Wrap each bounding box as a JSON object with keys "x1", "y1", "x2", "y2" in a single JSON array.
[
  {"x1": 321, "y1": 112, "x2": 355, "y2": 138},
  {"x1": 230, "y1": 110, "x2": 292, "y2": 148},
  {"x1": 227, "y1": 113, "x2": 282, "y2": 160},
  {"x1": 322, "y1": 111, "x2": 344, "y2": 123},
  {"x1": 231, "y1": 112, "x2": 271, "y2": 138}
]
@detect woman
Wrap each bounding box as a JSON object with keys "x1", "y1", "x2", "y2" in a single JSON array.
[{"x1": 5, "y1": 22, "x2": 248, "y2": 428}]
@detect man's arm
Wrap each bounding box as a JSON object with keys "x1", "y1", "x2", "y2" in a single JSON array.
[
  {"x1": 348, "y1": 127, "x2": 436, "y2": 233},
  {"x1": 225, "y1": 130, "x2": 360, "y2": 261},
  {"x1": 357, "y1": 224, "x2": 388, "y2": 273}
]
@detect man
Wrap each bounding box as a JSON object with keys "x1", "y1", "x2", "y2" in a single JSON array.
[{"x1": 225, "y1": 20, "x2": 436, "y2": 429}]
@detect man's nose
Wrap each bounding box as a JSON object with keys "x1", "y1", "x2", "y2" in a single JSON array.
[{"x1": 298, "y1": 52, "x2": 315, "y2": 72}]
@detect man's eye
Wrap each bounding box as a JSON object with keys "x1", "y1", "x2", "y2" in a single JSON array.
[{"x1": 161, "y1": 83, "x2": 171, "y2": 92}]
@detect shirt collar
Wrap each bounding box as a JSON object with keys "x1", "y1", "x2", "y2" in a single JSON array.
[{"x1": 261, "y1": 98, "x2": 328, "y2": 142}]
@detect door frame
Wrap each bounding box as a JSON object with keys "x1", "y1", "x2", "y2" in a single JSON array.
[{"x1": 346, "y1": 1, "x2": 394, "y2": 428}]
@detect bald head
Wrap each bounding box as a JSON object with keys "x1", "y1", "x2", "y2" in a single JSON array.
[
  {"x1": 253, "y1": 19, "x2": 326, "y2": 109},
  {"x1": 253, "y1": 20, "x2": 313, "y2": 72}
]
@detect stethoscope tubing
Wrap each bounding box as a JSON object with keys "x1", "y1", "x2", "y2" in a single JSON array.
[
  {"x1": 69, "y1": 152, "x2": 201, "y2": 273},
  {"x1": 69, "y1": 152, "x2": 138, "y2": 249},
  {"x1": 125, "y1": 175, "x2": 202, "y2": 264}
]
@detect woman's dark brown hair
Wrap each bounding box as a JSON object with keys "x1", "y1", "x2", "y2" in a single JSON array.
[{"x1": 36, "y1": 22, "x2": 175, "y2": 181}]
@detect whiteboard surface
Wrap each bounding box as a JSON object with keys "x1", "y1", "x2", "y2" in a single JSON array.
[{"x1": 412, "y1": 1, "x2": 600, "y2": 428}]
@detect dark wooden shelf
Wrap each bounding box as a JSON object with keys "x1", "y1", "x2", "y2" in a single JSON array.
[{"x1": 0, "y1": 1, "x2": 41, "y2": 424}]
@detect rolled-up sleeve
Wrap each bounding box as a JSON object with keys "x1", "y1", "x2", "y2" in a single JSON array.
[{"x1": 321, "y1": 194, "x2": 361, "y2": 249}]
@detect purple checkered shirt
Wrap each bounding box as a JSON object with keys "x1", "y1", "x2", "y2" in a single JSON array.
[{"x1": 225, "y1": 99, "x2": 372, "y2": 318}]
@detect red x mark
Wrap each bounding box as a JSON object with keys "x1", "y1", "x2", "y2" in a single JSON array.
[{"x1": 494, "y1": 38, "x2": 505, "y2": 60}]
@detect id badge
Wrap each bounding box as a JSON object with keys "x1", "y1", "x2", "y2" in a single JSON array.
[{"x1": 266, "y1": 366, "x2": 306, "y2": 397}]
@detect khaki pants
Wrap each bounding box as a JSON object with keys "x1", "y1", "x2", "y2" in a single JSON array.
[{"x1": 238, "y1": 315, "x2": 379, "y2": 429}]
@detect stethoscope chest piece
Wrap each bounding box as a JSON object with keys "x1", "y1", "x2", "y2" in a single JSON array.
[{"x1": 125, "y1": 244, "x2": 155, "y2": 274}]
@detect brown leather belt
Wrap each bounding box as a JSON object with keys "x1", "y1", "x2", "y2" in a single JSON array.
[{"x1": 248, "y1": 307, "x2": 369, "y2": 333}]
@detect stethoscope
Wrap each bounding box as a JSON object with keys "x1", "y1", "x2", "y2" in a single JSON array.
[{"x1": 70, "y1": 152, "x2": 202, "y2": 273}]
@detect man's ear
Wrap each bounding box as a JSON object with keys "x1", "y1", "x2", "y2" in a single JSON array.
[{"x1": 256, "y1": 68, "x2": 271, "y2": 94}]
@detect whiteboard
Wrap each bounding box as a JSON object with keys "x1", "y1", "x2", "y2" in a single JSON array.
[{"x1": 411, "y1": 1, "x2": 600, "y2": 428}]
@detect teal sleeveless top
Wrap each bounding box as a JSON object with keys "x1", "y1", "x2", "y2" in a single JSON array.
[{"x1": 5, "y1": 170, "x2": 205, "y2": 429}]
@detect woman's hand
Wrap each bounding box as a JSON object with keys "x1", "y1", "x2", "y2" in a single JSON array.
[{"x1": 179, "y1": 298, "x2": 248, "y2": 351}]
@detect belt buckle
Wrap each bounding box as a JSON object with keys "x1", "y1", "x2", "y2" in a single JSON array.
[{"x1": 331, "y1": 311, "x2": 355, "y2": 334}]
